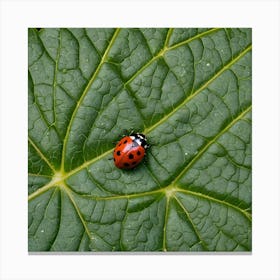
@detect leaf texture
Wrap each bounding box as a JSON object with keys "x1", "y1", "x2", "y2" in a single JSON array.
[{"x1": 28, "y1": 28, "x2": 252, "y2": 252}]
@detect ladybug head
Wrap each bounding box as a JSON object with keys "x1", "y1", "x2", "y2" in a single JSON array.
[{"x1": 130, "y1": 133, "x2": 148, "y2": 149}]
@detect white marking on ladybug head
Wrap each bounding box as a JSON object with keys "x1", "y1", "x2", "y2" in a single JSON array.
[{"x1": 135, "y1": 138, "x2": 142, "y2": 146}]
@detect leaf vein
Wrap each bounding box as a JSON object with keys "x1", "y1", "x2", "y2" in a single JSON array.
[
  {"x1": 174, "y1": 195, "x2": 209, "y2": 250},
  {"x1": 177, "y1": 189, "x2": 252, "y2": 221},
  {"x1": 144, "y1": 44, "x2": 252, "y2": 134},
  {"x1": 174, "y1": 105, "x2": 252, "y2": 184},
  {"x1": 28, "y1": 137, "x2": 56, "y2": 173},
  {"x1": 60, "y1": 28, "x2": 121, "y2": 172}
]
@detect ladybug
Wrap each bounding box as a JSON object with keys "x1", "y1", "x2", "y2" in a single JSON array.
[{"x1": 113, "y1": 133, "x2": 149, "y2": 170}]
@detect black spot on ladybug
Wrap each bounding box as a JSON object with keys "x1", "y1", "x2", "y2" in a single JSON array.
[
  {"x1": 116, "y1": 151, "x2": 121, "y2": 156},
  {"x1": 128, "y1": 154, "x2": 134, "y2": 159},
  {"x1": 132, "y1": 161, "x2": 137, "y2": 165},
  {"x1": 123, "y1": 140, "x2": 127, "y2": 144},
  {"x1": 124, "y1": 163, "x2": 130, "y2": 167},
  {"x1": 113, "y1": 158, "x2": 115, "y2": 161},
  {"x1": 118, "y1": 143, "x2": 122, "y2": 146},
  {"x1": 137, "y1": 151, "x2": 141, "y2": 156}
]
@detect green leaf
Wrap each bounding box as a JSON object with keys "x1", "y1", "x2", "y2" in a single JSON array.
[{"x1": 28, "y1": 28, "x2": 252, "y2": 252}]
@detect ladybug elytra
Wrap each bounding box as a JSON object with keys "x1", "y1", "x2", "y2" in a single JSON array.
[{"x1": 113, "y1": 133, "x2": 148, "y2": 170}]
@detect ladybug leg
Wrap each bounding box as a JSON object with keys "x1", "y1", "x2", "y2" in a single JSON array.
[{"x1": 129, "y1": 129, "x2": 134, "y2": 135}]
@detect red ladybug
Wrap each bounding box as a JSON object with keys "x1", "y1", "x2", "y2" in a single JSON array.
[{"x1": 113, "y1": 133, "x2": 149, "y2": 170}]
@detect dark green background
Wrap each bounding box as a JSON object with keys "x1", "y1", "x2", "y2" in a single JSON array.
[{"x1": 28, "y1": 28, "x2": 252, "y2": 252}]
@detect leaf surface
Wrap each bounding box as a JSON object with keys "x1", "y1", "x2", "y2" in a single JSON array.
[{"x1": 28, "y1": 28, "x2": 252, "y2": 252}]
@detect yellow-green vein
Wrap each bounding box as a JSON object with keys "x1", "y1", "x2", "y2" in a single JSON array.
[
  {"x1": 174, "y1": 105, "x2": 252, "y2": 185},
  {"x1": 60, "y1": 28, "x2": 121, "y2": 172},
  {"x1": 144, "y1": 44, "x2": 252, "y2": 134},
  {"x1": 61, "y1": 183, "x2": 92, "y2": 239},
  {"x1": 124, "y1": 28, "x2": 220, "y2": 87},
  {"x1": 163, "y1": 28, "x2": 173, "y2": 48},
  {"x1": 173, "y1": 194, "x2": 208, "y2": 250},
  {"x1": 168, "y1": 28, "x2": 220, "y2": 52},
  {"x1": 28, "y1": 136, "x2": 57, "y2": 173},
  {"x1": 177, "y1": 189, "x2": 252, "y2": 221},
  {"x1": 162, "y1": 195, "x2": 170, "y2": 251},
  {"x1": 58, "y1": 45, "x2": 252, "y2": 181}
]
